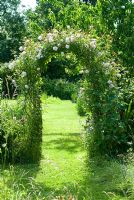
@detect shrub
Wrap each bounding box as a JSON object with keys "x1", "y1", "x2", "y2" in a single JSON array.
[
  {"x1": 43, "y1": 78, "x2": 78, "y2": 101},
  {"x1": 0, "y1": 99, "x2": 28, "y2": 164}
]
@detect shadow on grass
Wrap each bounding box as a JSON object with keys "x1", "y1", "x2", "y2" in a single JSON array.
[
  {"x1": 82, "y1": 156, "x2": 133, "y2": 200},
  {"x1": 1, "y1": 164, "x2": 88, "y2": 199},
  {"x1": 43, "y1": 132, "x2": 82, "y2": 153},
  {"x1": 1, "y1": 164, "x2": 56, "y2": 199},
  {"x1": 44, "y1": 132, "x2": 80, "y2": 136}
]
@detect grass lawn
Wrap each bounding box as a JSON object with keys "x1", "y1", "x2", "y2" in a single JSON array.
[
  {"x1": 0, "y1": 97, "x2": 134, "y2": 199},
  {"x1": 38, "y1": 97, "x2": 86, "y2": 198}
]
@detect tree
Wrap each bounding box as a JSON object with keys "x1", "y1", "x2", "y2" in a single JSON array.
[
  {"x1": 98, "y1": 0, "x2": 134, "y2": 74},
  {"x1": 0, "y1": 0, "x2": 26, "y2": 63}
]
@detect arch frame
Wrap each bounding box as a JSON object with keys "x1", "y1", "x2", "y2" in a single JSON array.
[{"x1": 1, "y1": 30, "x2": 121, "y2": 163}]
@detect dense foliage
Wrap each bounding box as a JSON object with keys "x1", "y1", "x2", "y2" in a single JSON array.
[{"x1": 0, "y1": 0, "x2": 26, "y2": 63}]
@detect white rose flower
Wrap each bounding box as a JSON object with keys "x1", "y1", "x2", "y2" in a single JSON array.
[
  {"x1": 36, "y1": 54, "x2": 41, "y2": 59},
  {"x1": 107, "y1": 80, "x2": 115, "y2": 88},
  {"x1": 19, "y1": 46, "x2": 24, "y2": 52},
  {"x1": 70, "y1": 35, "x2": 75, "y2": 42},
  {"x1": 38, "y1": 35, "x2": 43, "y2": 41},
  {"x1": 76, "y1": 33, "x2": 81, "y2": 38},
  {"x1": 109, "y1": 83, "x2": 114, "y2": 89},
  {"x1": 90, "y1": 39, "x2": 96, "y2": 49},
  {"x1": 67, "y1": 25, "x2": 70, "y2": 29},
  {"x1": 97, "y1": 52, "x2": 102, "y2": 57},
  {"x1": 61, "y1": 52, "x2": 64, "y2": 56},
  {"x1": 13, "y1": 116, "x2": 16, "y2": 120},
  {"x1": 21, "y1": 51, "x2": 26, "y2": 56},
  {"x1": 103, "y1": 62, "x2": 111, "y2": 67},
  {"x1": 121, "y1": 5, "x2": 125, "y2": 9},
  {"x1": 21, "y1": 71, "x2": 27, "y2": 77},
  {"x1": 53, "y1": 46, "x2": 58, "y2": 51},
  {"x1": 25, "y1": 85, "x2": 29, "y2": 89},
  {"x1": 111, "y1": 62, "x2": 116, "y2": 66},
  {"x1": 36, "y1": 53, "x2": 43, "y2": 59},
  {"x1": 12, "y1": 80, "x2": 16, "y2": 85},
  {"x1": 47, "y1": 33, "x2": 53, "y2": 37},
  {"x1": 48, "y1": 36, "x2": 54, "y2": 42},
  {"x1": 116, "y1": 73, "x2": 121, "y2": 78},
  {"x1": 2, "y1": 143, "x2": 6, "y2": 148},
  {"x1": 89, "y1": 25, "x2": 93, "y2": 29},
  {"x1": 114, "y1": 22, "x2": 118, "y2": 28},
  {"x1": 8, "y1": 62, "x2": 15, "y2": 70},
  {"x1": 65, "y1": 44, "x2": 70, "y2": 49},
  {"x1": 85, "y1": 70, "x2": 89, "y2": 74},
  {"x1": 65, "y1": 37, "x2": 70, "y2": 43},
  {"x1": 36, "y1": 48, "x2": 43, "y2": 59},
  {"x1": 107, "y1": 80, "x2": 113, "y2": 85},
  {"x1": 79, "y1": 70, "x2": 84, "y2": 74}
]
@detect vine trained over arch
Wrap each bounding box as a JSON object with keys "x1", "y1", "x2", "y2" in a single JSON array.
[{"x1": 2, "y1": 29, "x2": 122, "y2": 163}]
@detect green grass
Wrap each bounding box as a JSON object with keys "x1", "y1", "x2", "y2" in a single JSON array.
[
  {"x1": 1, "y1": 96, "x2": 134, "y2": 199},
  {"x1": 36, "y1": 97, "x2": 86, "y2": 197}
]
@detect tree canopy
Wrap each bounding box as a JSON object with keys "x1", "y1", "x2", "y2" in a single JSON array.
[{"x1": 0, "y1": 0, "x2": 26, "y2": 63}]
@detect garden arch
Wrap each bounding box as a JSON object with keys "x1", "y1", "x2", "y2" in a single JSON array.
[{"x1": 9, "y1": 30, "x2": 120, "y2": 163}]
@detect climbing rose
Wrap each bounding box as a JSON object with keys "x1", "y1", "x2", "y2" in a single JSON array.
[
  {"x1": 21, "y1": 71, "x2": 27, "y2": 77},
  {"x1": 70, "y1": 35, "x2": 75, "y2": 42},
  {"x1": 121, "y1": 6, "x2": 125, "y2": 9},
  {"x1": 38, "y1": 35, "x2": 43, "y2": 41},
  {"x1": 19, "y1": 46, "x2": 24, "y2": 52},
  {"x1": 65, "y1": 37, "x2": 70, "y2": 43},
  {"x1": 21, "y1": 51, "x2": 26, "y2": 56},
  {"x1": 8, "y1": 62, "x2": 15, "y2": 70},
  {"x1": 67, "y1": 25, "x2": 70, "y2": 29},
  {"x1": 90, "y1": 39, "x2": 96, "y2": 49},
  {"x1": 48, "y1": 35, "x2": 54, "y2": 42},
  {"x1": 12, "y1": 80, "x2": 16, "y2": 84},
  {"x1": 108, "y1": 80, "x2": 114, "y2": 88},
  {"x1": 36, "y1": 49, "x2": 43, "y2": 59},
  {"x1": 13, "y1": 117, "x2": 16, "y2": 120},
  {"x1": 25, "y1": 85, "x2": 29, "y2": 89},
  {"x1": 2, "y1": 144, "x2": 6, "y2": 148},
  {"x1": 107, "y1": 80, "x2": 113, "y2": 84},
  {"x1": 53, "y1": 46, "x2": 58, "y2": 51},
  {"x1": 65, "y1": 44, "x2": 70, "y2": 49}
]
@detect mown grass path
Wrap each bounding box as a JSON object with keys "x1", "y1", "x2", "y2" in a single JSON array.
[
  {"x1": 38, "y1": 98, "x2": 86, "y2": 198},
  {"x1": 39, "y1": 98, "x2": 134, "y2": 200}
]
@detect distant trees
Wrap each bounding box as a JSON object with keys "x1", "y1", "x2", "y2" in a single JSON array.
[
  {"x1": 99, "y1": 0, "x2": 134, "y2": 74},
  {"x1": 0, "y1": 0, "x2": 26, "y2": 63}
]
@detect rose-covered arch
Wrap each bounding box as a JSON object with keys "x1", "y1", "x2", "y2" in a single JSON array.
[{"x1": 8, "y1": 29, "x2": 120, "y2": 163}]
